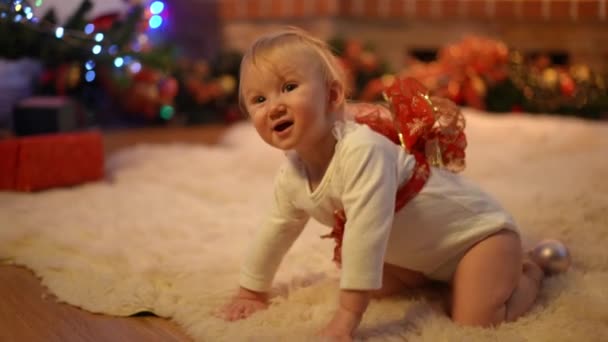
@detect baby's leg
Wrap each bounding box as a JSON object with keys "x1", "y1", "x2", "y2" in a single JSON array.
[
  {"x1": 371, "y1": 263, "x2": 431, "y2": 298},
  {"x1": 450, "y1": 229, "x2": 543, "y2": 326}
]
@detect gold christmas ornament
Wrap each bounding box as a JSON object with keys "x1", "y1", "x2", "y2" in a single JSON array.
[
  {"x1": 541, "y1": 68, "x2": 559, "y2": 89},
  {"x1": 67, "y1": 63, "x2": 81, "y2": 89},
  {"x1": 570, "y1": 64, "x2": 591, "y2": 82},
  {"x1": 529, "y1": 239, "x2": 571, "y2": 274},
  {"x1": 218, "y1": 75, "x2": 237, "y2": 94}
]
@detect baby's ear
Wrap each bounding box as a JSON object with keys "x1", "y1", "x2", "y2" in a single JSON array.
[{"x1": 327, "y1": 80, "x2": 345, "y2": 111}]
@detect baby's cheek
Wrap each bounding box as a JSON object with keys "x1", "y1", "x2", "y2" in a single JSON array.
[{"x1": 251, "y1": 110, "x2": 265, "y2": 123}]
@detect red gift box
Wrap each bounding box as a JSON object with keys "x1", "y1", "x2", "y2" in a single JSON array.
[
  {"x1": 0, "y1": 139, "x2": 19, "y2": 189},
  {"x1": 0, "y1": 131, "x2": 104, "y2": 192}
]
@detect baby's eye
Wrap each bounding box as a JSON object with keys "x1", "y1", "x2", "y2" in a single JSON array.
[
  {"x1": 252, "y1": 96, "x2": 266, "y2": 104},
  {"x1": 283, "y1": 83, "x2": 298, "y2": 92}
]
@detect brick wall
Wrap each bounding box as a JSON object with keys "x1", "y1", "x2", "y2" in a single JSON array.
[
  {"x1": 215, "y1": 0, "x2": 608, "y2": 72},
  {"x1": 219, "y1": 0, "x2": 607, "y2": 21}
]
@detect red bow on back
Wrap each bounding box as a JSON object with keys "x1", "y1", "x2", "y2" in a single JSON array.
[
  {"x1": 384, "y1": 77, "x2": 467, "y2": 172},
  {"x1": 325, "y1": 77, "x2": 468, "y2": 266}
]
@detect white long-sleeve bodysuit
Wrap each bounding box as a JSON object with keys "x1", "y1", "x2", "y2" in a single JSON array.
[{"x1": 239, "y1": 120, "x2": 517, "y2": 292}]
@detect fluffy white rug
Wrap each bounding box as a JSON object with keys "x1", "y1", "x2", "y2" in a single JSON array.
[{"x1": 1, "y1": 110, "x2": 608, "y2": 341}]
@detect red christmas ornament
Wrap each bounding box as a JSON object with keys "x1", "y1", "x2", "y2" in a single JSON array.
[
  {"x1": 511, "y1": 104, "x2": 523, "y2": 113},
  {"x1": 560, "y1": 73, "x2": 576, "y2": 97},
  {"x1": 159, "y1": 77, "x2": 179, "y2": 102},
  {"x1": 91, "y1": 13, "x2": 121, "y2": 31}
]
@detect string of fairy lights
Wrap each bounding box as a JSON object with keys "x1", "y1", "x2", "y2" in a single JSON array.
[{"x1": 0, "y1": 0, "x2": 168, "y2": 83}]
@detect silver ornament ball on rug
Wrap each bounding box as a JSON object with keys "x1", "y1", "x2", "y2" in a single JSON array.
[{"x1": 529, "y1": 239, "x2": 571, "y2": 274}]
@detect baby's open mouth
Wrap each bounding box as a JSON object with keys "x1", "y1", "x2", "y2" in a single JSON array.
[{"x1": 274, "y1": 121, "x2": 293, "y2": 132}]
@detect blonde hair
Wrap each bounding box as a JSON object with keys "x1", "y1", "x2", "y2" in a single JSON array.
[{"x1": 238, "y1": 27, "x2": 347, "y2": 114}]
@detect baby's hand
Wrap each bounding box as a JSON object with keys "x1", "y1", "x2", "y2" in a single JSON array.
[
  {"x1": 317, "y1": 307, "x2": 361, "y2": 341},
  {"x1": 318, "y1": 289, "x2": 369, "y2": 340},
  {"x1": 219, "y1": 287, "x2": 269, "y2": 321}
]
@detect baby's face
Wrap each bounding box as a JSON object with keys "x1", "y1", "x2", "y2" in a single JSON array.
[{"x1": 240, "y1": 52, "x2": 333, "y2": 152}]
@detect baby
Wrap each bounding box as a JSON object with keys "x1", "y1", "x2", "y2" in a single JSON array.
[{"x1": 220, "y1": 27, "x2": 544, "y2": 340}]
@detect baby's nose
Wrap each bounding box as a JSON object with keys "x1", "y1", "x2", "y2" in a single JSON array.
[{"x1": 269, "y1": 102, "x2": 287, "y2": 119}]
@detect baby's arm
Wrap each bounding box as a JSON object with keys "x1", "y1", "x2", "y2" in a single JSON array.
[
  {"x1": 220, "y1": 286, "x2": 269, "y2": 321},
  {"x1": 319, "y1": 290, "x2": 371, "y2": 338},
  {"x1": 319, "y1": 134, "x2": 403, "y2": 337},
  {"x1": 221, "y1": 166, "x2": 309, "y2": 321}
]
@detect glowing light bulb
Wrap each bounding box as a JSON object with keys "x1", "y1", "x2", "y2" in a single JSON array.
[
  {"x1": 148, "y1": 15, "x2": 163, "y2": 29},
  {"x1": 114, "y1": 57, "x2": 124, "y2": 68},
  {"x1": 92, "y1": 45, "x2": 102, "y2": 55},
  {"x1": 160, "y1": 105, "x2": 175, "y2": 120},
  {"x1": 85, "y1": 60, "x2": 95, "y2": 70},
  {"x1": 84, "y1": 23, "x2": 95, "y2": 35},
  {"x1": 150, "y1": 1, "x2": 165, "y2": 15},
  {"x1": 85, "y1": 70, "x2": 96, "y2": 82},
  {"x1": 129, "y1": 62, "x2": 142, "y2": 73},
  {"x1": 55, "y1": 27, "x2": 64, "y2": 39}
]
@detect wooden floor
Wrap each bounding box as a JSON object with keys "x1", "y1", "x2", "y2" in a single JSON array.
[{"x1": 1, "y1": 124, "x2": 230, "y2": 342}]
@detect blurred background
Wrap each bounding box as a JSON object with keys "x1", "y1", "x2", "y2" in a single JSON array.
[{"x1": 1, "y1": 0, "x2": 607, "y2": 137}]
